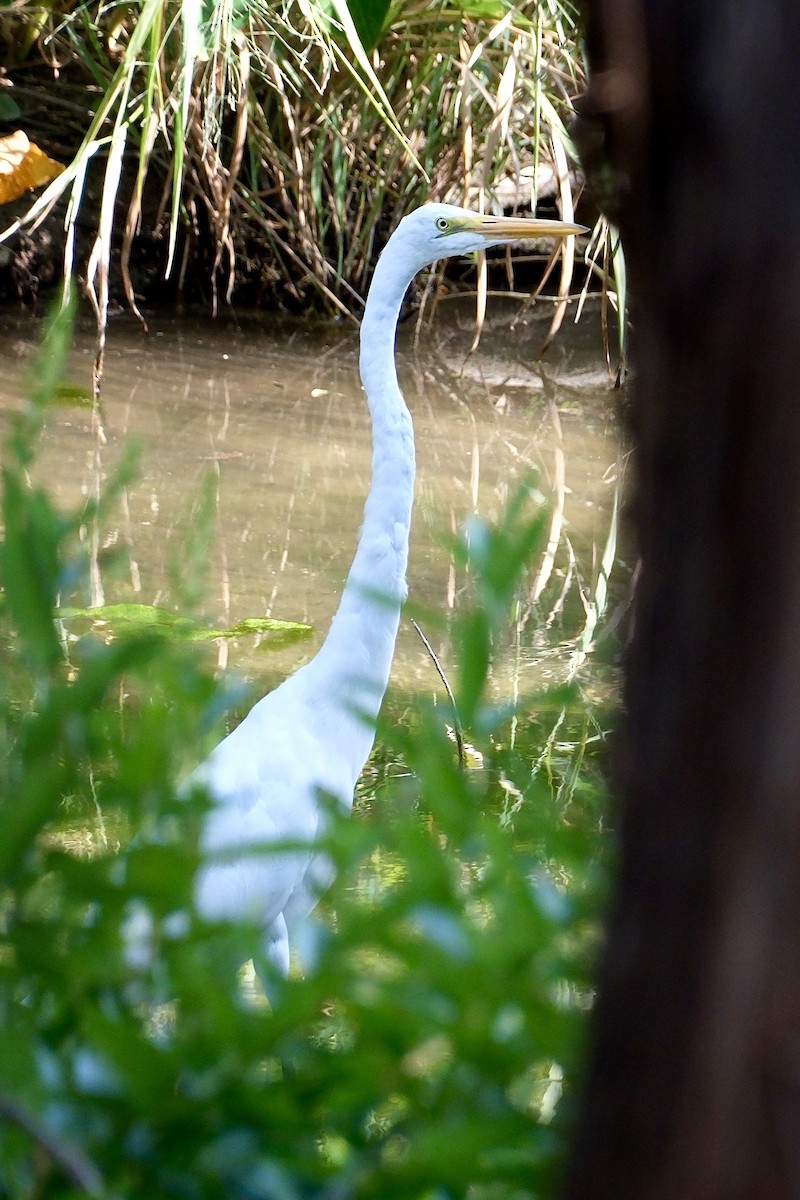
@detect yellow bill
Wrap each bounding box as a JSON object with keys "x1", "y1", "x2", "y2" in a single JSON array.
[{"x1": 466, "y1": 213, "x2": 587, "y2": 240}]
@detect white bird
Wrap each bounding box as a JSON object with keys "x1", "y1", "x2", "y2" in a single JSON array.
[{"x1": 194, "y1": 202, "x2": 584, "y2": 985}]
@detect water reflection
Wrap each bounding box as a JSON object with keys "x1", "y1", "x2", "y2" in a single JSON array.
[{"x1": 0, "y1": 303, "x2": 622, "y2": 697}]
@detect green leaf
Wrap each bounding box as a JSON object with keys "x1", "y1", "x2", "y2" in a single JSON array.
[
  {"x1": 458, "y1": 608, "x2": 491, "y2": 726},
  {"x1": 0, "y1": 93, "x2": 20, "y2": 120},
  {"x1": 446, "y1": 0, "x2": 507, "y2": 18},
  {"x1": 344, "y1": 0, "x2": 390, "y2": 51},
  {"x1": 1, "y1": 471, "x2": 62, "y2": 669},
  {"x1": 7, "y1": 292, "x2": 76, "y2": 467}
]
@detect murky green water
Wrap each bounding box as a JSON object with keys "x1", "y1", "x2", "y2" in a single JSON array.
[{"x1": 0, "y1": 301, "x2": 621, "y2": 697}]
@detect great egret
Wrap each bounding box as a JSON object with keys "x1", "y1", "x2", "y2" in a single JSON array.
[{"x1": 194, "y1": 202, "x2": 584, "y2": 983}]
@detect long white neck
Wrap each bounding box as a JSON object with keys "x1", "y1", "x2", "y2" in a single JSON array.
[{"x1": 299, "y1": 231, "x2": 417, "y2": 750}]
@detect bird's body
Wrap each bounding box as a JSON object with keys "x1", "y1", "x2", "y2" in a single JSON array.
[{"x1": 194, "y1": 203, "x2": 583, "y2": 981}]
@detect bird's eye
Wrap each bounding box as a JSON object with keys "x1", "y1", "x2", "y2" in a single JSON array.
[{"x1": 435, "y1": 217, "x2": 450, "y2": 232}]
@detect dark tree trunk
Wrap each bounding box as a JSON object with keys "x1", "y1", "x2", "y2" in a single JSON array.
[{"x1": 566, "y1": 4, "x2": 800, "y2": 1198}]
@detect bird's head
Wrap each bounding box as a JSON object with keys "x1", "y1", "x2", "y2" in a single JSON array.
[{"x1": 393, "y1": 202, "x2": 587, "y2": 272}]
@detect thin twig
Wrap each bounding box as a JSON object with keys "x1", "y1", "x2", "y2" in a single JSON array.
[{"x1": 411, "y1": 619, "x2": 465, "y2": 770}]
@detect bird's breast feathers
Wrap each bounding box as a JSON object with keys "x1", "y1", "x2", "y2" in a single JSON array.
[{"x1": 198, "y1": 696, "x2": 350, "y2": 830}]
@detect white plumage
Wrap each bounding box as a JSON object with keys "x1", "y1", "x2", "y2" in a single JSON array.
[{"x1": 194, "y1": 203, "x2": 584, "y2": 983}]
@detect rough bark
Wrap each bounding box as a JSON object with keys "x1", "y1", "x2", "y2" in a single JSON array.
[{"x1": 566, "y1": 4, "x2": 800, "y2": 1198}]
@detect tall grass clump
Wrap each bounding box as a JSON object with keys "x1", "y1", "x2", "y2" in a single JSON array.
[
  {"x1": 0, "y1": 305, "x2": 612, "y2": 1196},
  {"x1": 0, "y1": 0, "x2": 626, "y2": 329}
]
